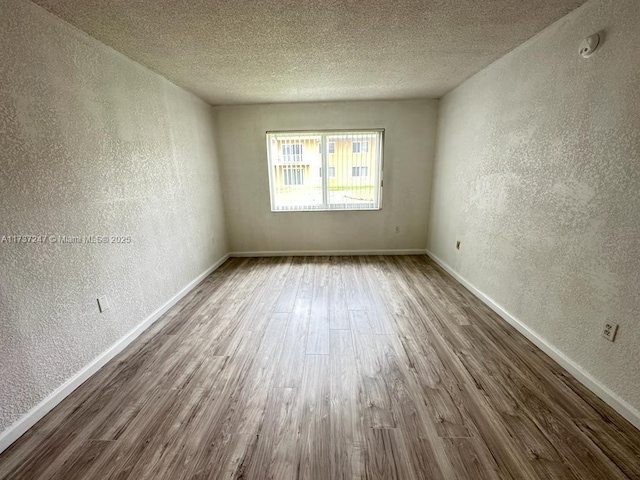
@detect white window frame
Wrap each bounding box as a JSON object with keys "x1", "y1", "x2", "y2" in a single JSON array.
[
  {"x1": 266, "y1": 130, "x2": 384, "y2": 212},
  {"x1": 281, "y1": 143, "x2": 303, "y2": 162},
  {"x1": 283, "y1": 167, "x2": 304, "y2": 186},
  {"x1": 351, "y1": 166, "x2": 369, "y2": 177},
  {"x1": 319, "y1": 166, "x2": 336, "y2": 178},
  {"x1": 352, "y1": 141, "x2": 369, "y2": 153}
]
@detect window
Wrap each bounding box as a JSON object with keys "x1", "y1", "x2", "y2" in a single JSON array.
[
  {"x1": 319, "y1": 166, "x2": 336, "y2": 178},
  {"x1": 267, "y1": 130, "x2": 383, "y2": 211},
  {"x1": 351, "y1": 166, "x2": 368, "y2": 177},
  {"x1": 283, "y1": 167, "x2": 304, "y2": 186},
  {"x1": 281, "y1": 143, "x2": 303, "y2": 162},
  {"x1": 352, "y1": 141, "x2": 369, "y2": 153}
]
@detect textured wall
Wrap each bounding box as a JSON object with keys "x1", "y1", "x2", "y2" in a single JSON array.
[
  {"x1": 215, "y1": 100, "x2": 437, "y2": 253},
  {"x1": 428, "y1": 0, "x2": 640, "y2": 413},
  {"x1": 0, "y1": 0, "x2": 228, "y2": 433}
]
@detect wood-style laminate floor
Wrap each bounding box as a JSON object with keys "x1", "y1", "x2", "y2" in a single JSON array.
[{"x1": 1, "y1": 256, "x2": 639, "y2": 480}]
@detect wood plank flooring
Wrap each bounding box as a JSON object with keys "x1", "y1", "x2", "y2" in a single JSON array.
[{"x1": 1, "y1": 256, "x2": 639, "y2": 479}]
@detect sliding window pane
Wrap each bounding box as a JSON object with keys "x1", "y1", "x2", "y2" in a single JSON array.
[
  {"x1": 268, "y1": 133, "x2": 322, "y2": 210},
  {"x1": 327, "y1": 132, "x2": 379, "y2": 209}
]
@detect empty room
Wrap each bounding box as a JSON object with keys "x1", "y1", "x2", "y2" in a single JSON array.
[{"x1": 1, "y1": 0, "x2": 639, "y2": 478}]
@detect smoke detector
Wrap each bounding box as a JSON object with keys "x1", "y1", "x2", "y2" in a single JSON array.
[{"x1": 579, "y1": 33, "x2": 601, "y2": 58}]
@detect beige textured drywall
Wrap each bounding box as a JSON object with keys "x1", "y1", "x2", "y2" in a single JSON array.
[
  {"x1": 428, "y1": 0, "x2": 640, "y2": 413},
  {"x1": 0, "y1": 0, "x2": 227, "y2": 433},
  {"x1": 215, "y1": 100, "x2": 437, "y2": 253},
  {"x1": 32, "y1": 0, "x2": 586, "y2": 104}
]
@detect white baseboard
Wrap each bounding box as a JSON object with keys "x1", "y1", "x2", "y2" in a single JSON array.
[
  {"x1": 230, "y1": 249, "x2": 427, "y2": 257},
  {"x1": 425, "y1": 249, "x2": 640, "y2": 431},
  {"x1": 0, "y1": 254, "x2": 230, "y2": 454}
]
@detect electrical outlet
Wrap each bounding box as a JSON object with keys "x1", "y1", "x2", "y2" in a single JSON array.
[
  {"x1": 97, "y1": 295, "x2": 110, "y2": 313},
  {"x1": 395, "y1": 226, "x2": 400, "y2": 233},
  {"x1": 602, "y1": 322, "x2": 618, "y2": 342},
  {"x1": 456, "y1": 240, "x2": 461, "y2": 250}
]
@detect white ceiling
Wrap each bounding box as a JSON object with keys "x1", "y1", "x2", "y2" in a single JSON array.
[{"x1": 33, "y1": 0, "x2": 587, "y2": 105}]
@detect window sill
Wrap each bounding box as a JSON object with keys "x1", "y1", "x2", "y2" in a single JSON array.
[{"x1": 270, "y1": 207, "x2": 382, "y2": 213}]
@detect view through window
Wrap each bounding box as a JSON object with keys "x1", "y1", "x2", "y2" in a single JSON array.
[{"x1": 266, "y1": 130, "x2": 383, "y2": 211}]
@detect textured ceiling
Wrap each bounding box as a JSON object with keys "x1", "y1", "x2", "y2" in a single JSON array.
[{"x1": 32, "y1": 0, "x2": 587, "y2": 105}]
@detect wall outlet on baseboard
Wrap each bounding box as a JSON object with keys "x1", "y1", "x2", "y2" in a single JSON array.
[
  {"x1": 602, "y1": 322, "x2": 618, "y2": 342},
  {"x1": 97, "y1": 295, "x2": 110, "y2": 313},
  {"x1": 456, "y1": 240, "x2": 461, "y2": 250}
]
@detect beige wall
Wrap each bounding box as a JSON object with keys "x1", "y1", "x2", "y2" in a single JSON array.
[
  {"x1": 215, "y1": 100, "x2": 438, "y2": 253},
  {"x1": 428, "y1": 0, "x2": 640, "y2": 416},
  {"x1": 0, "y1": 0, "x2": 227, "y2": 434}
]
